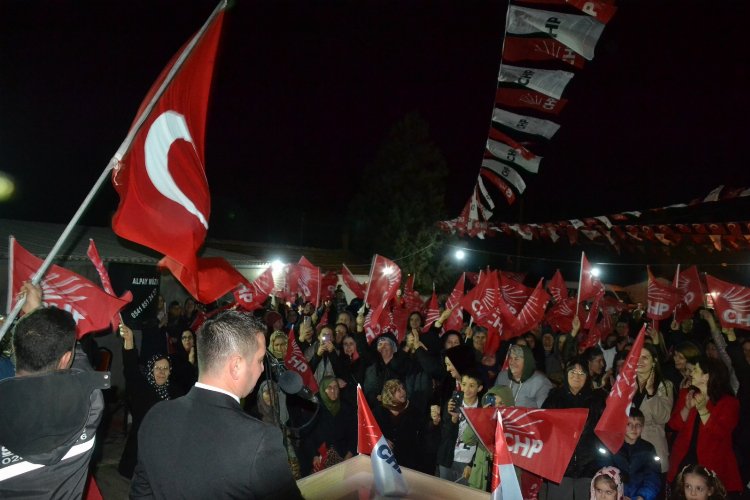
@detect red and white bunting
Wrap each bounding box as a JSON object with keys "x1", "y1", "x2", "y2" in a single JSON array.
[
  {"x1": 495, "y1": 86, "x2": 569, "y2": 115},
  {"x1": 491, "y1": 108, "x2": 560, "y2": 139},
  {"x1": 498, "y1": 64, "x2": 574, "y2": 100},
  {"x1": 481, "y1": 160, "x2": 527, "y2": 194},
  {"x1": 503, "y1": 35, "x2": 585, "y2": 69},
  {"x1": 506, "y1": 5, "x2": 606, "y2": 61}
]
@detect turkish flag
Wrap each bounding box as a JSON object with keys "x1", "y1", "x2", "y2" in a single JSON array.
[
  {"x1": 578, "y1": 253, "x2": 603, "y2": 303},
  {"x1": 647, "y1": 267, "x2": 683, "y2": 320},
  {"x1": 514, "y1": 279, "x2": 550, "y2": 337},
  {"x1": 673, "y1": 265, "x2": 703, "y2": 322},
  {"x1": 341, "y1": 264, "x2": 366, "y2": 300},
  {"x1": 111, "y1": 5, "x2": 244, "y2": 303},
  {"x1": 9, "y1": 237, "x2": 132, "y2": 339},
  {"x1": 706, "y1": 275, "x2": 750, "y2": 329},
  {"x1": 463, "y1": 406, "x2": 588, "y2": 483},
  {"x1": 547, "y1": 269, "x2": 568, "y2": 303},
  {"x1": 364, "y1": 255, "x2": 401, "y2": 327},
  {"x1": 284, "y1": 330, "x2": 318, "y2": 393},
  {"x1": 501, "y1": 273, "x2": 532, "y2": 315},
  {"x1": 320, "y1": 271, "x2": 339, "y2": 302},
  {"x1": 491, "y1": 410, "x2": 523, "y2": 500},
  {"x1": 421, "y1": 290, "x2": 440, "y2": 332},
  {"x1": 233, "y1": 267, "x2": 275, "y2": 312},
  {"x1": 595, "y1": 324, "x2": 647, "y2": 453},
  {"x1": 444, "y1": 273, "x2": 466, "y2": 332}
]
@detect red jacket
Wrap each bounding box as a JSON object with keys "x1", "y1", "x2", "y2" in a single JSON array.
[{"x1": 667, "y1": 388, "x2": 742, "y2": 492}]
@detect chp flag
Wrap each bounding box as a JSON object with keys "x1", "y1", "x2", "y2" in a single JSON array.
[
  {"x1": 357, "y1": 385, "x2": 408, "y2": 497},
  {"x1": 462, "y1": 406, "x2": 588, "y2": 483},
  {"x1": 284, "y1": 328, "x2": 318, "y2": 393},
  {"x1": 647, "y1": 267, "x2": 683, "y2": 320},
  {"x1": 673, "y1": 265, "x2": 704, "y2": 322},
  {"x1": 363, "y1": 255, "x2": 401, "y2": 329},
  {"x1": 491, "y1": 410, "x2": 523, "y2": 500},
  {"x1": 233, "y1": 266, "x2": 275, "y2": 312},
  {"x1": 706, "y1": 275, "x2": 750, "y2": 329},
  {"x1": 8, "y1": 237, "x2": 132, "y2": 339},
  {"x1": 111, "y1": 1, "x2": 249, "y2": 304},
  {"x1": 595, "y1": 324, "x2": 648, "y2": 453}
]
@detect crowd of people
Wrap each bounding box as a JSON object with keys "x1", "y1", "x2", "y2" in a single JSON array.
[{"x1": 1, "y1": 280, "x2": 749, "y2": 499}]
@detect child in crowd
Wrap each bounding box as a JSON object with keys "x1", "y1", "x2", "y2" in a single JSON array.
[
  {"x1": 590, "y1": 466, "x2": 624, "y2": 500},
  {"x1": 670, "y1": 464, "x2": 727, "y2": 500}
]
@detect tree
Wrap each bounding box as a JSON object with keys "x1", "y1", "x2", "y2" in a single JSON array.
[{"x1": 349, "y1": 113, "x2": 458, "y2": 290}]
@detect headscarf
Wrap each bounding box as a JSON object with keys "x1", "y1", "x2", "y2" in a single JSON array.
[
  {"x1": 507, "y1": 344, "x2": 536, "y2": 383},
  {"x1": 319, "y1": 376, "x2": 341, "y2": 416},
  {"x1": 380, "y1": 379, "x2": 408, "y2": 413},
  {"x1": 145, "y1": 354, "x2": 171, "y2": 401},
  {"x1": 257, "y1": 380, "x2": 289, "y2": 425},
  {"x1": 590, "y1": 466, "x2": 624, "y2": 500},
  {"x1": 269, "y1": 330, "x2": 288, "y2": 360},
  {"x1": 481, "y1": 385, "x2": 515, "y2": 407}
]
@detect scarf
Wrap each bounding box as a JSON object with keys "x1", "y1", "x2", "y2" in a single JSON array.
[
  {"x1": 319, "y1": 376, "x2": 341, "y2": 416},
  {"x1": 146, "y1": 354, "x2": 171, "y2": 401}
]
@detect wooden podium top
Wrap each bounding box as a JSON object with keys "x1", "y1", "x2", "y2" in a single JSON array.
[{"x1": 297, "y1": 455, "x2": 489, "y2": 499}]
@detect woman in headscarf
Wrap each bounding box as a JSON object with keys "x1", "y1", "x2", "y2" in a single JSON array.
[
  {"x1": 300, "y1": 376, "x2": 356, "y2": 477},
  {"x1": 336, "y1": 334, "x2": 365, "y2": 406},
  {"x1": 119, "y1": 325, "x2": 187, "y2": 478},
  {"x1": 373, "y1": 379, "x2": 422, "y2": 470},
  {"x1": 494, "y1": 344, "x2": 553, "y2": 408},
  {"x1": 269, "y1": 330, "x2": 288, "y2": 361},
  {"x1": 462, "y1": 385, "x2": 516, "y2": 491}
]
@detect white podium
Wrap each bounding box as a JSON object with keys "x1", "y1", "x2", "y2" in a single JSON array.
[{"x1": 297, "y1": 455, "x2": 489, "y2": 499}]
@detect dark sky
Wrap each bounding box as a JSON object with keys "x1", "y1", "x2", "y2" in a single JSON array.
[{"x1": 2, "y1": 0, "x2": 749, "y2": 262}]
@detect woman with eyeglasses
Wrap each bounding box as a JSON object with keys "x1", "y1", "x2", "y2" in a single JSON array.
[
  {"x1": 667, "y1": 357, "x2": 742, "y2": 494},
  {"x1": 541, "y1": 357, "x2": 606, "y2": 499},
  {"x1": 118, "y1": 324, "x2": 188, "y2": 479}
]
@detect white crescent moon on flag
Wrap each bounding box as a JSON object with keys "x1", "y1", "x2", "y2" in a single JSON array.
[{"x1": 144, "y1": 110, "x2": 209, "y2": 229}]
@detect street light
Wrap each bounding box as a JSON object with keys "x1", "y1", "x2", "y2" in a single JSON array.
[
  {"x1": 454, "y1": 249, "x2": 466, "y2": 261},
  {"x1": 591, "y1": 267, "x2": 601, "y2": 278},
  {"x1": 271, "y1": 259, "x2": 284, "y2": 272}
]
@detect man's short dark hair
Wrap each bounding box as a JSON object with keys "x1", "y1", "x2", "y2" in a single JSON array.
[
  {"x1": 197, "y1": 310, "x2": 265, "y2": 375},
  {"x1": 13, "y1": 307, "x2": 76, "y2": 374}
]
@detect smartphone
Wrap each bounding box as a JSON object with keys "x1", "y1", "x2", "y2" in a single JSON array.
[
  {"x1": 450, "y1": 390, "x2": 464, "y2": 408},
  {"x1": 321, "y1": 332, "x2": 331, "y2": 344},
  {"x1": 303, "y1": 316, "x2": 312, "y2": 327},
  {"x1": 483, "y1": 393, "x2": 496, "y2": 407}
]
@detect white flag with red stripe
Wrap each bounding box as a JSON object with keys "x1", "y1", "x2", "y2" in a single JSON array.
[
  {"x1": 491, "y1": 410, "x2": 523, "y2": 500},
  {"x1": 498, "y1": 64, "x2": 574, "y2": 100},
  {"x1": 491, "y1": 108, "x2": 560, "y2": 139}
]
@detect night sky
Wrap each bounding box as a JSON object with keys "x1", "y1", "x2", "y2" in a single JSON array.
[{"x1": 2, "y1": 0, "x2": 749, "y2": 277}]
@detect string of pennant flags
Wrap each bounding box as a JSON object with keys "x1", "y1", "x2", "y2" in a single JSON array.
[
  {"x1": 439, "y1": 185, "x2": 750, "y2": 254},
  {"x1": 467, "y1": 0, "x2": 617, "y2": 212}
]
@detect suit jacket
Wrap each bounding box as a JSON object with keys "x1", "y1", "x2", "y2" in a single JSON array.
[{"x1": 130, "y1": 386, "x2": 302, "y2": 499}]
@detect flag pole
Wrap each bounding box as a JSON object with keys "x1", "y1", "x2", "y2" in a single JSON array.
[
  {"x1": 672, "y1": 264, "x2": 681, "y2": 323},
  {"x1": 362, "y1": 254, "x2": 377, "y2": 311},
  {"x1": 0, "y1": 0, "x2": 228, "y2": 343},
  {"x1": 575, "y1": 251, "x2": 584, "y2": 317}
]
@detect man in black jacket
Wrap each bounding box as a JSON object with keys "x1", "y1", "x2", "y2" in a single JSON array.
[
  {"x1": 0, "y1": 283, "x2": 108, "y2": 499},
  {"x1": 131, "y1": 310, "x2": 302, "y2": 499}
]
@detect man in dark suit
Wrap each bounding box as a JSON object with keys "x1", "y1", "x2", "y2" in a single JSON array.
[{"x1": 130, "y1": 310, "x2": 302, "y2": 499}]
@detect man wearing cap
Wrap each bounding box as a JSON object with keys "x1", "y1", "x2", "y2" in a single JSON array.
[{"x1": 0, "y1": 283, "x2": 108, "y2": 499}]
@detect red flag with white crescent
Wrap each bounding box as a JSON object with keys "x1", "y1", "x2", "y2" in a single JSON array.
[
  {"x1": 233, "y1": 267, "x2": 275, "y2": 312},
  {"x1": 706, "y1": 275, "x2": 750, "y2": 329},
  {"x1": 111, "y1": 3, "x2": 243, "y2": 304},
  {"x1": 595, "y1": 324, "x2": 647, "y2": 453},
  {"x1": 647, "y1": 267, "x2": 683, "y2": 320},
  {"x1": 10, "y1": 237, "x2": 132, "y2": 339},
  {"x1": 365, "y1": 255, "x2": 401, "y2": 327}
]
